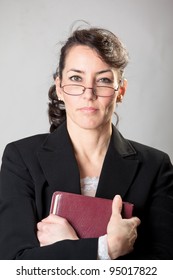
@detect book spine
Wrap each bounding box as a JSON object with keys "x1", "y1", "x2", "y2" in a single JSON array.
[{"x1": 52, "y1": 194, "x2": 61, "y2": 215}]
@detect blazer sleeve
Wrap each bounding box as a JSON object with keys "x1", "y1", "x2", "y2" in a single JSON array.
[
  {"x1": 0, "y1": 143, "x2": 98, "y2": 260},
  {"x1": 129, "y1": 152, "x2": 173, "y2": 260},
  {"x1": 147, "y1": 153, "x2": 173, "y2": 259}
]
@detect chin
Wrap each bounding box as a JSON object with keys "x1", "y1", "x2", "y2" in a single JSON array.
[{"x1": 78, "y1": 121, "x2": 108, "y2": 131}]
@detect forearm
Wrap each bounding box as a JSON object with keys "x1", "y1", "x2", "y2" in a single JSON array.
[{"x1": 14, "y1": 239, "x2": 98, "y2": 260}]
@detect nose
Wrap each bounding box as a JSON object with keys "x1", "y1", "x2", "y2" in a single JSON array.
[{"x1": 83, "y1": 87, "x2": 97, "y2": 100}]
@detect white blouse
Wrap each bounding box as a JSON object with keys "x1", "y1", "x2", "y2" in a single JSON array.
[{"x1": 80, "y1": 177, "x2": 111, "y2": 260}]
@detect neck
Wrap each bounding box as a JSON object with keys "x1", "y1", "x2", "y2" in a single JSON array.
[{"x1": 67, "y1": 122, "x2": 112, "y2": 158}]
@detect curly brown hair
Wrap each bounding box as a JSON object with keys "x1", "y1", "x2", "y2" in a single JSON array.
[{"x1": 48, "y1": 27, "x2": 129, "y2": 132}]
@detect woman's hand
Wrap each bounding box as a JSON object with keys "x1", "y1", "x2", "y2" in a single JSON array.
[
  {"x1": 37, "y1": 214, "x2": 79, "y2": 247},
  {"x1": 107, "y1": 195, "x2": 141, "y2": 259}
]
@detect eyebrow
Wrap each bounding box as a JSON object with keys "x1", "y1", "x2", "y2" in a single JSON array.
[
  {"x1": 67, "y1": 69, "x2": 84, "y2": 74},
  {"x1": 67, "y1": 68, "x2": 113, "y2": 75},
  {"x1": 97, "y1": 69, "x2": 113, "y2": 75}
]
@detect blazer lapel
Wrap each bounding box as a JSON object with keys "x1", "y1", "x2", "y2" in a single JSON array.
[
  {"x1": 37, "y1": 123, "x2": 81, "y2": 194},
  {"x1": 37, "y1": 122, "x2": 139, "y2": 201},
  {"x1": 96, "y1": 126, "x2": 139, "y2": 200}
]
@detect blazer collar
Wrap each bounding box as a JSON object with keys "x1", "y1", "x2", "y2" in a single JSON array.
[
  {"x1": 96, "y1": 126, "x2": 139, "y2": 199},
  {"x1": 37, "y1": 122, "x2": 139, "y2": 199}
]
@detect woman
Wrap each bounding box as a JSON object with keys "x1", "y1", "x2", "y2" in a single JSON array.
[{"x1": 0, "y1": 26, "x2": 173, "y2": 260}]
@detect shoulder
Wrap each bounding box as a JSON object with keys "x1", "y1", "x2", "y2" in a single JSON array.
[
  {"x1": 128, "y1": 139, "x2": 172, "y2": 166},
  {"x1": 2, "y1": 122, "x2": 68, "y2": 162},
  {"x1": 112, "y1": 126, "x2": 172, "y2": 167},
  {"x1": 112, "y1": 126, "x2": 170, "y2": 163},
  {"x1": 2, "y1": 133, "x2": 50, "y2": 160},
  {"x1": 122, "y1": 136, "x2": 173, "y2": 176},
  {"x1": 7, "y1": 133, "x2": 49, "y2": 148},
  {"x1": 129, "y1": 139, "x2": 166, "y2": 156}
]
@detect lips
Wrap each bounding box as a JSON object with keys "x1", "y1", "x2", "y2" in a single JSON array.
[{"x1": 79, "y1": 107, "x2": 98, "y2": 113}]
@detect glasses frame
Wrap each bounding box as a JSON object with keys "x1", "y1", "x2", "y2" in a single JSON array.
[{"x1": 60, "y1": 84, "x2": 119, "y2": 97}]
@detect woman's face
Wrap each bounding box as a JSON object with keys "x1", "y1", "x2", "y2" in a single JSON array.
[{"x1": 56, "y1": 45, "x2": 125, "y2": 131}]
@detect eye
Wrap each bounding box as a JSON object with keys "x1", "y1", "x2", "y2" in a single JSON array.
[
  {"x1": 97, "y1": 77, "x2": 113, "y2": 84},
  {"x1": 69, "y1": 75, "x2": 82, "y2": 82}
]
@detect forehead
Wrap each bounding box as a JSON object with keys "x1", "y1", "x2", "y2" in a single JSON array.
[{"x1": 64, "y1": 45, "x2": 108, "y2": 68}]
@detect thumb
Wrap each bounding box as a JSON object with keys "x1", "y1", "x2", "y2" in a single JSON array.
[{"x1": 112, "y1": 195, "x2": 123, "y2": 217}]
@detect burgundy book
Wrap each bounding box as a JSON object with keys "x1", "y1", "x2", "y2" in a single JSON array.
[{"x1": 50, "y1": 191, "x2": 134, "y2": 238}]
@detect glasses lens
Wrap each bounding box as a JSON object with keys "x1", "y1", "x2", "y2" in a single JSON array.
[
  {"x1": 63, "y1": 85, "x2": 83, "y2": 95},
  {"x1": 95, "y1": 86, "x2": 115, "y2": 97}
]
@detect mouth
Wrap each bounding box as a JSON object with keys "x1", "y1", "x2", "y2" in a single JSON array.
[{"x1": 79, "y1": 107, "x2": 98, "y2": 113}]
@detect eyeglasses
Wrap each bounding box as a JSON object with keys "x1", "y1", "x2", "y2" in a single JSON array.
[{"x1": 60, "y1": 84, "x2": 119, "y2": 97}]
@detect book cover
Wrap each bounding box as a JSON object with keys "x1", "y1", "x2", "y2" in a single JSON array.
[{"x1": 50, "y1": 191, "x2": 134, "y2": 238}]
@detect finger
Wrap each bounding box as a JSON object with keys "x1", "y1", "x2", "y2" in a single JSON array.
[
  {"x1": 131, "y1": 217, "x2": 141, "y2": 227},
  {"x1": 129, "y1": 231, "x2": 138, "y2": 247},
  {"x1": 126, "y1": 216, "x2": 141, "y2": 228},
  {"x1": 37, "y1": 231, "x2": 45, "y2": 247},
  {"x1": 41, "y1": 214, "x2": 63, "y2": 223},
  {"x1": 112, "y1": 195, "x2": 123, "y2": 216},
  {"x1": 37, "y1": 222, "x2": 42, "y2": 230}
]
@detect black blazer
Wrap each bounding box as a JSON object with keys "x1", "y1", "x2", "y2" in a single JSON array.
[{"x1": 0, "y1": 122, "x2": 173, "y2": 259}]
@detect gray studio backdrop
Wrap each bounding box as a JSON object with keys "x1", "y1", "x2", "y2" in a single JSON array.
[{"x1": 0, "y1": 0, "x2": 173, "y2": 161}]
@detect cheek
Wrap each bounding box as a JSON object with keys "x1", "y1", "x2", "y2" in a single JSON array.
[
  {"x1": 63, "y1": 96, "x2": 78, "y2": 111},
  {"x1": 100, "y1": 98, "x2": 116, "y2": 114}
]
